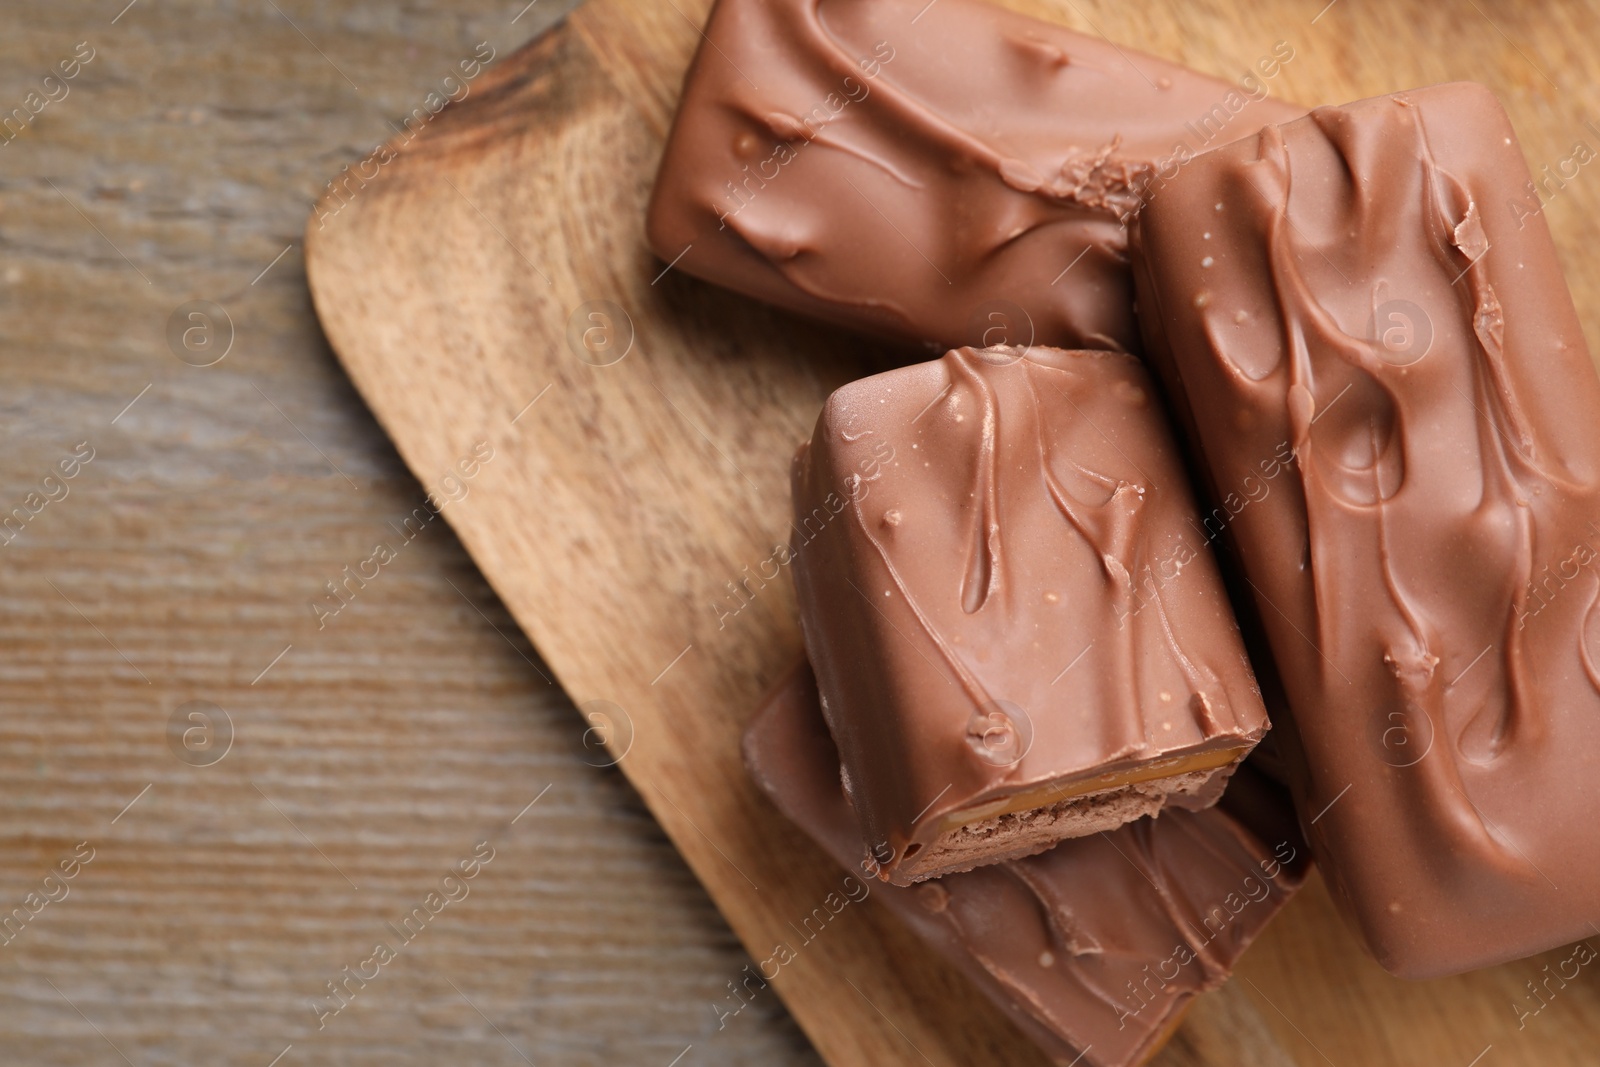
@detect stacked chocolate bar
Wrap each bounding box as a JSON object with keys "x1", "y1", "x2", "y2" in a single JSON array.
[
  {"x1": 650, "y1": 0, "x2": 1600, "y2": 1062},
  {"x1": 745, "y1": 661, "x2": 1307, "y2": 1066}
]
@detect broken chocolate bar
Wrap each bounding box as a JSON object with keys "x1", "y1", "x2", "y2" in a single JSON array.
[
  {"x1": 744, "y1": 661, "x2": 1306, "y2": 1067},
  {"x1": 790, "y1": 346, "x2": 1270, "y2": 885},
  {"x1": 1131, "y1": 82, "x2": 1600, "y2": 978},
  {"x1": 646, "y1": 0, "x2": 1302, "y2": 354}
]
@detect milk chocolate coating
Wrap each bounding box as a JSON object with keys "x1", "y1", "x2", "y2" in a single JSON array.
[
  {"x1": 791, "y1": 346, "x2": 1270, "y2": 885},
  {"x1": 744, "y1": 661, "x2": 1307, "y2": 1067},
  {"x1": 646, "y1": 0, "x2": 1302, "y2": 354},
  {"x1": 1131, "y1": 82, "x2": 1600, "y2": 978}
]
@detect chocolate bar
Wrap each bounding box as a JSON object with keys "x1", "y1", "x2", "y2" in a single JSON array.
[
  {"x1": 646, "y1": 0, "x2": 1302, "y2": 354},
  {"x1": 1131, "y1": 82, "x2": 1600, "y2": 978},
  {"x1": 790, "y1": 346, "x2": 1270, "y2": 885},
  {"x1": 743, "y1": 661, "x2": 1307, "y2": 1067}
]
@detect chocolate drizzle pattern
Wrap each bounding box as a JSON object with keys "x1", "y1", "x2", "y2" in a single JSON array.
[
  {"x1": 858, "y1": 348, "x2": 1240, "y2": 749},
  {"x1": 743, "y1": 662, "x2": 1307, "y2": 1067},
  {"x1": 1132, "y1": 82, "x2": 1600, "y2": 977},
  {"x1": 646, "y1": 0, "x2": 1303, "y2": 353},
  {"x1": 792, "y1": 346, "x2": 1269, "y2": 883},
  {"x1": 1250, "y1": 112, "x2": 1528, "y2": 872}
]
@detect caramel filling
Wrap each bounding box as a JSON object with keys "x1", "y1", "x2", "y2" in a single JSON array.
[{"x1": 931, "y1": 746, "x2": 1247, "y2": 837}]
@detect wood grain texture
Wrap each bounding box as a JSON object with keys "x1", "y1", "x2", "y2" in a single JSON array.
[
  {"x1": 303, "y1": 0, "x2": 1600, "y2": 1065},
  {"x1": 0, "y1": 1, "x2": 822, "y2": 1065}
]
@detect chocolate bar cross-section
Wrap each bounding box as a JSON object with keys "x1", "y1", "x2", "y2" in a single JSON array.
[
  {"x1": 744, "y1": 661, "x2": 1306, "y2": 1067},
  {"x1": 792, "y1": 346, "x2": 1270, "y2": 884}
]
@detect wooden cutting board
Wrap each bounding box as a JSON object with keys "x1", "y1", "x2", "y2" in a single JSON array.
[{"x1": 303, "y1": 1, "x2": 1600, "y2": 1063}]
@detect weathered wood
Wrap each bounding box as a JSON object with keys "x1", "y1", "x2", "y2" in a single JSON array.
[{"x1": 1, "y1": 1, "x2": 820, "y2": 1065}]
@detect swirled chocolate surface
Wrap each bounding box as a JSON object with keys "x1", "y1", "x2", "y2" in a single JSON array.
[
  {"x1": 791, "y1": 346, "x2": 1269, "y2": 884},
  {"x1": 647, "y1": 0, "x2": 1302, "y2": 354},
  {"x1": 1132, "y1": 82, "x2": 1600, "y2": 978}
]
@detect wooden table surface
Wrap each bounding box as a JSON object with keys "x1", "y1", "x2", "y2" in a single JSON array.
[{"x1": 0, "y1": 2, "x2": 820, "y2": 1064}]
